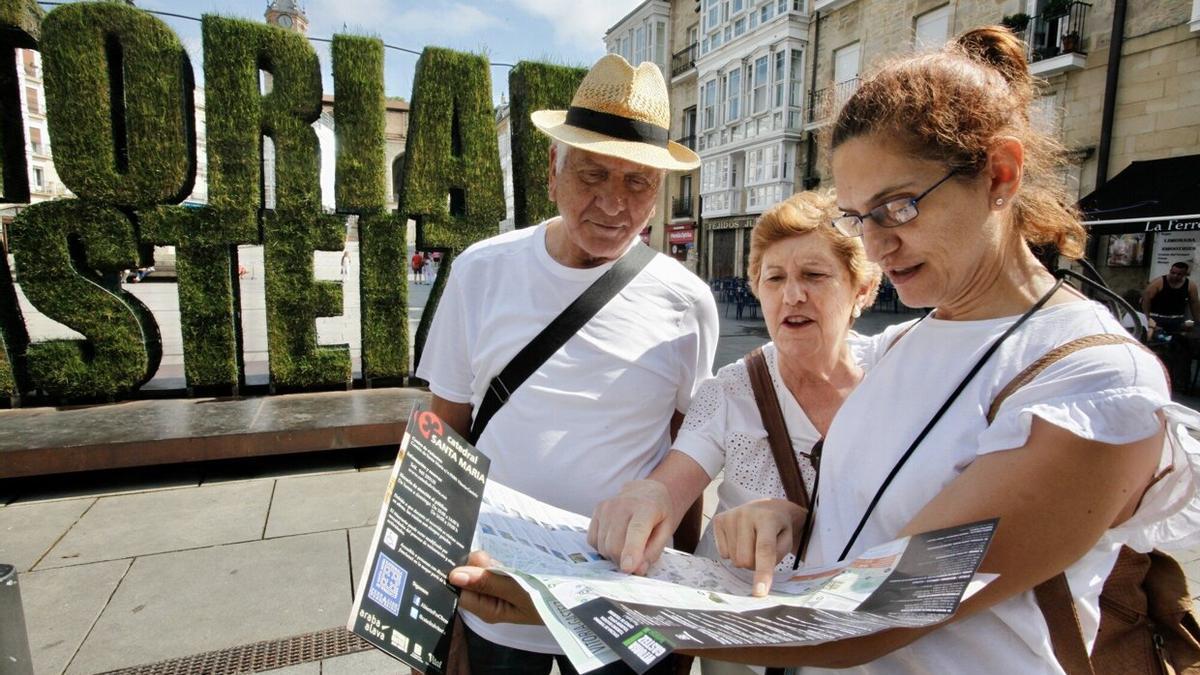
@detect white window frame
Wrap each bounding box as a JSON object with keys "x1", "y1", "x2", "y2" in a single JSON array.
[
  {"x1": 703, "y1": 79, "x2": 718, "y2": 129},
  {"x1": 655, "y1": 21, "x2": 665, "y2": 65},
  {"x1": 789, "y1": 49, "x2": 803, "y2": 107},
  {"x1": 727, "y1": 68, "x2": 741, "y2": 122},
  {"x1": 833, "y1": 42, "x2": 860, "y2": 85},
  {"x1": 774, "y1": 50, "x2": 786, "y2": 107},
  {"x1": 914, "y1": 4, "x2": 951, "y2": 48},
  {"x1": 752, "y1": 55, "x2": 769, "y2": 114}
]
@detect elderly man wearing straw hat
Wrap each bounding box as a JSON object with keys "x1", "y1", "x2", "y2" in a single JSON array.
[{"x1": 416, "y1": 55, "x2": 717, "y2": 674}]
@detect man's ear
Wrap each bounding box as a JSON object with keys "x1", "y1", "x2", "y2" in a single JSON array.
[{"x1": 547, "y1": 143, "x2": 559, "y2": 202}]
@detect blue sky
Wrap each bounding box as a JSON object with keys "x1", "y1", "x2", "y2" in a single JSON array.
[{"x1": 120, "y1": 0, "x2": 647, "y2": 103}]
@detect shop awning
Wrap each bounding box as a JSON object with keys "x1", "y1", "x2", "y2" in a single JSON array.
[{"x1": 1079, "y1": 154, "x2": 1200, "y2": 235}]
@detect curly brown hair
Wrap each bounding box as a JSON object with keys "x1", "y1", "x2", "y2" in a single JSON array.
[
  {"x1": 831, "y1": 26, "x2": 1085, "y2": 259},
  {"x1": 748, "y1": 190, "x2": 881, "y2": 307}
]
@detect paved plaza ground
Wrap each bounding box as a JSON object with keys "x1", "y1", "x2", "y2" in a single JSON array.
[{"x1": 4, "y1": 262, "x2": 1200, "y2": 673}]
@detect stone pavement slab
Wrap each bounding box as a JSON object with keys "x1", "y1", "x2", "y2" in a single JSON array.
[
  {"x1": 20, "y1": 559, "x2": 131, "y2": 675},
  {"x1": 320, "y1": 648, "x2": 405, "y2": 674},
  {"x1": 261, "y1": 663, "x2": 320, "y2": 674},
  {"x1": 264, "y1": 468, "x2": 390, "y2": 539},
  {"x1": 65, "y1": 531, "x2": 352, "y2": 674},
  {"x1": 8, "y1": 465, "x2": 201, "y2": 504},
  {"x1": 38, "y1": 481, "x2": 273, "y2": 570},
  {"x1": 348, "y1": 525, "x2": 374, "y2": 596},
  {"x1": 200, "y1": 451, "x2": 359, "y2": 485},
  {"x1": 0, "y1": 497, "x2": 94, "y2": 572}
]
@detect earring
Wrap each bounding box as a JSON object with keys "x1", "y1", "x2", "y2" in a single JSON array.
[
  {"x1": 995, "y1": 197, "x2": 1005, "y2": 206},
  {"x1": 852, "y1": 306, "x2": 862, "y2": 319}
]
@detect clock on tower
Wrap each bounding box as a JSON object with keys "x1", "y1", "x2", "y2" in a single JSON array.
[{"x1": 265, "y1": 0, "x2": 308, "y2": 35}]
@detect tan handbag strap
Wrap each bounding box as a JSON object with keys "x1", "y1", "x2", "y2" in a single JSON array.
[
  {"x1": 745, "y1": 347, "x2": 819, "y2": 564},
  {"x1": 990, "y1": 332, "x2": 1158, "y2": 675},
  {"x1": 745, "y1": 347, "x2": 810, "y2": 511},
  {"x1": 986, "y1": 333, "x2": 1149, "y2": 424},
  {"x1": 1035, "y1": 573, "x2": 1098, "y2": 675}
]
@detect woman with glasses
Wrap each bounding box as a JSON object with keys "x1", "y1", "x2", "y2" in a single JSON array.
[{"x1": 449, "y1": 26, "x2": 1200, "y2": 674}]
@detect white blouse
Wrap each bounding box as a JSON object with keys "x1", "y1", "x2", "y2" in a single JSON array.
[
  {"x1": 801, "y1": 300, "x2": 1200, "y2": 675},
  {"x1": 674, "y1": 337, "x2": 870, "y2": 570}
]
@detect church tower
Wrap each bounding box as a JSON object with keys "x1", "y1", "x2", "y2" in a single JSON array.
[{"x1": 265, "y1": 0, "x2": 308, "y2": 35}]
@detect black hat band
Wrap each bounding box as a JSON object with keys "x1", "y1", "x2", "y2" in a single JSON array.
[{"x1": 565, "y1": 106, "x2": 669, "y2": 148}]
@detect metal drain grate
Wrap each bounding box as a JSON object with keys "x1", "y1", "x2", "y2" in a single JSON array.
[{"x1": 98, "y1": 627, "x2": 377, "y2": 675}]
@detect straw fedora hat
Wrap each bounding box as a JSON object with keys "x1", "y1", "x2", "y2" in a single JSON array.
[{"x1": 531, "y1": 54, "x2": 700, "y2": 172}]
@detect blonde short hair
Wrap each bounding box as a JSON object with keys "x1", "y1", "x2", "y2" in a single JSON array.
[{"x1": 748, "y1": 191, "x2": 881, "y2": 307}]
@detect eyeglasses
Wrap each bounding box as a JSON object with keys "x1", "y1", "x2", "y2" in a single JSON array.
[{"x1": 832, "y1": 170, "x2": 958, "y2": 238}]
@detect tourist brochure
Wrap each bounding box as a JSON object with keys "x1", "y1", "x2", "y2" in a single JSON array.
[
  {"x1": 348, "y1": 405, "x2": 489, "y2": 675},
  {"x1": 477, "y1": 480, "x2": 998, "y2": 674},
  {"x1": 349, "y1": 408, "x2": 997, "y2": 675}
]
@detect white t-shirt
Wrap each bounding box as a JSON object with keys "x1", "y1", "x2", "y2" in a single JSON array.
[
  {"x1": 674, "y1": 338, "x2": 870, "y2": 570},
  {"x1": 416, "y1": 220, "x2": 719, "y2": 654},
  {"x1": 800, "y1": 300, "x2": 1200, "y2": 675}
]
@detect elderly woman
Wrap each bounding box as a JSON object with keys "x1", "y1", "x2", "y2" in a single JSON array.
[
  {"x1": 450, "y1": 26, "x2": 1200, "y2": 674},
  {"x1": 588, "y1": 190, "x2": 879, "y2": 675},
  {"x1": 589, "y1": 191, "x2": 879, "y2": 593}
]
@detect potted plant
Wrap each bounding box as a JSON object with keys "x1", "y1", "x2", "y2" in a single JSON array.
[
  {"x1": 1061, "y1": 30, "x2": 1081, "y2": 53},
  {"x1": 1043, "y1": 0, "x2": 1073, "y2": 18},
  {"x1": 1001, "y1": 12, "x2": 1031, "y2": 33}
]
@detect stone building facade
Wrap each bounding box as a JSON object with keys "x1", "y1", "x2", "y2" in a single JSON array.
[
  {"x1": 645, "y1": 0, "x2": 1199, "y2": 287},
  {"x1": 605, "y1": 1, "x2": 675, "y2": 255}
]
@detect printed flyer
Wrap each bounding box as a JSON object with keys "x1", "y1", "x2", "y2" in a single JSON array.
[{"x1": 348, "y1": 406, "x2": 490, "y2": 674}]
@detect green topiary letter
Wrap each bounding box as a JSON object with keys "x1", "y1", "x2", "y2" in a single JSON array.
[
  {"x1": 9, "y1": 200, "x2": 153, "y2": 399},
  {"x1": 508, "y1": 61, "x2": 586, "y2": 228},
  {"x1": 399, "y1": 47, "x2": 504, "y2": 369},
  {"x1": 332, "y1": 34, "x2": 408, "y2": 384},
  {"x1": 0, "y1": 0, "x2": 42, "y2": 402},
  {"x1": 40, "y1": 1, "x2": 194, "y2": 206}
]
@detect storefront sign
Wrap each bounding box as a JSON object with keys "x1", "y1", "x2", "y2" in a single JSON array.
[
  {"x1": 667, "y1": 224, "x2": 694, "y2": 244},
  {"x1": 1145, "y1": 218, "x2": 1200, "y2": 233},
  {"x1": 1150, "y1": 231, "x2": 1200, "y2": 279}
]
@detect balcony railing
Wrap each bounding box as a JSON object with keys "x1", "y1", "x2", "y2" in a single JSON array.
[
  {"x1": 806, "y1": 77, "x2": 860, "y2": 124},
  {"x1": 671, "y1": 42, "x2": 698, "y2": 78},
  {"x1": 676, "y1": 134, "x2": 696, "y2": 151},
  {"x1": 1020, "y1": 2, "x2": 1090, "y2": 63},
  {"x1": 672, "y1": 196, "x2": 694, "y2": 219}
]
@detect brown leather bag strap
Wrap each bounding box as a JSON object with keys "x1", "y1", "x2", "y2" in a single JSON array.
[
  {"x1": 986, "y1": 333, "x2": 1152, "y2": 424},
  {"x1": 1035, "y1": 573, "x2": 1097, "y2": 675},
  {"x1": 745, "y1": 347, "x2": 809, "y2": 511},
  {"x1": 990, "y1": 332, "x2": 1159, "y2": 675}
]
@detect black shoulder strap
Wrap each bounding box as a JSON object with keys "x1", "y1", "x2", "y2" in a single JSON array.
[
  {"x1": 837, "y1": 278, "x2": 1065, "y2": 561},
  {"x1": 467, "y1": 243, "x2": 657, "y2": 444}
]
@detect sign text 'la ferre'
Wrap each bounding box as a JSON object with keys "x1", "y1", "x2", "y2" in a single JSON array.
[{"x1": 0, "y1": 1, "x2": 585, "y2": 405}]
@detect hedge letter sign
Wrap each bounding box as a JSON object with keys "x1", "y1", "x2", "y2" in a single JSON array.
[{"x1": 0, "y1": 1, "x2": 588, "y2": 406}]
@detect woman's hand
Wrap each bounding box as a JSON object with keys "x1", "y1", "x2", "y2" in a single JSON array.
[
  {"x1": 589, "y1": 479, "x2": 674, "y2": 575},
  {"x1": 712, "y1": 498, "x2": 807, "y2": 597},
  {"x1": 448, "y1": 551, "x2": 543, "y2": 625}
]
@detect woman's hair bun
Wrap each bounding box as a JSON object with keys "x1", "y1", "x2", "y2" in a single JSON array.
[{"x1": 954, "y1": 25, "x2": 1031, "y2": 89}]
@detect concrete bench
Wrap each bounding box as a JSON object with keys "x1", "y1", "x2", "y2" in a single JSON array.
[{"x1": 0, "y1": 388, "x2": 430, "y2": 479}]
